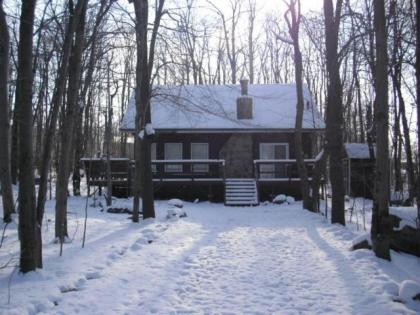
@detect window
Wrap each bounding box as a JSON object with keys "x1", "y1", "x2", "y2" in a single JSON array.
[
  {"x1": 191, "y1": 143, "x2": 209, "y2": 173},
  {"x1": 259, "y1": 143, "x2": 289, "y2": 178},
  {"x1": 165, "y1": 143, "x2": 183, "y2": 172},
  {"x1": 151, "y1": 143, "x2": 156, "y2": 173}
]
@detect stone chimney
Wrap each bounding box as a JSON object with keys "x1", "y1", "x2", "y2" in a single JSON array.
[
  {"x1": 240, "y1": 79, "x2": 248, "y2": 95},
  {"x1": 237, "y1": 79, "x2": 253, "y2": 119}
]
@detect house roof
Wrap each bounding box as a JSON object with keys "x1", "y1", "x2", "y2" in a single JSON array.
[
  {"x1": 120, "y1": 84, "x2": 325, "y2": 132},
  {"x1": 344, "y1": 143, "x2": 376, "y2": 159}
]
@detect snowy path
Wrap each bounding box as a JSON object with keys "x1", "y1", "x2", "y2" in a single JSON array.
[{"x1": 1, "y1": 200, "x2": 419, "y2": 314}]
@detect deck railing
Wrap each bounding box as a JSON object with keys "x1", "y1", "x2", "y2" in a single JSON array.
[
  {"x1": 150, "y1": 159, "x2": 226, "y2": 182},
  {"x1": 253, "y1": 159, "x2": 316, "y2": 181}
]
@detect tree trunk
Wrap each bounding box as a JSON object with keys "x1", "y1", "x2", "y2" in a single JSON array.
[
  {"x1": 416, "y1": 0, "x2": 420, "y2": 227},
  {"x1": 105, "y1": 61, "x2": 114, "y2": 207},
  {"x1": 133, "y1": 0, "x2": 150, "y2": 221},
  {"x1": 15, "y1": 0, "x2": 38, "y2": 273},
  {"x1": 36, "y1": 0, "x2": 86, "y2": 245},
  {"x1": 10, "y1": 114, "x2": 18, "y2": 185},
  {"x1": 396, "y1": 80, "x2": 415, "y2": 203},
  {"x1": 55, "y1": 0, "x2": 88, "y2": 243},
  {"x1": 248, "y1": 0, "x2": 255, "y2": 84},
  {"x1": 0, "y1": 0, "x2": 15, "y2": 223},
  {"x1": 324, "y1": 0, "x2": 345, "y2": 225},
  {"x1": 371, "y1": 0, "x2": 391, "y2": 261},
  {"x1": 72, "y1": 110, "x2": 83, "y2": 196},
  {"x1": 293, "y1": 44, "x2": 312, "y2": 211},
  {"x1": 132, "y1": 0, "x2": 164, "y2": 221},
  {"x1": 281, "y1": 0, "x2": 313, "y2": 211}
]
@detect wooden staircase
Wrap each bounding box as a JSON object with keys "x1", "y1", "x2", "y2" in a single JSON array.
[{"x1": 224, "y1": 178, "x2": 259, "y2": 206}]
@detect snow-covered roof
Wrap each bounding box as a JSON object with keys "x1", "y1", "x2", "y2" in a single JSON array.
[
  {"x1": 121, "y1": 84, "x2": 325, "y2": 132},
  {"x1": 344, "y1": 143, "x2": 376, "y2": 159}
]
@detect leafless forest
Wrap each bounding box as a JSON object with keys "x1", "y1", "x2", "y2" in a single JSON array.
[{"x1": 0, "y1": 0, "x2": 419, "y2": 272}]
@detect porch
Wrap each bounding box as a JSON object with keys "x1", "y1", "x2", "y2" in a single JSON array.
[{"x1": 81, "y1": 157, "x2": 316, "y2": 203}]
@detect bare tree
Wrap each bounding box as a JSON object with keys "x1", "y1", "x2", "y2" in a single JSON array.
[
  {"x1": 324, "y1": 0, "x2": 345, "y2": 225},
  {"x1": 247, "y1": 0, "x2": 256, "y2": 84},
  {"x1": 389, "y1": 0, "x2": 415, "y2": 203},
  {"x1": 55, "y1": 0, "x2": 89, "y2": 246},
  {"x1": 371, "y1": 0, "x2": 391, "y2": 260},
  {"x1": 277, "y1": 0, "x2": 313, "y2": 211},
  {"x1": 208, "y1": 0, "x2": 243, "y2": 84},
  {"x1": 36, "y1": 0, "x2": 89, "y2": 244},
  {"x1": 0, "y1": 0, "x2": 15, "y2": 223},
  {"x1": 416, "y1": 0, "x2": 420, "y2": 226},
  {"x1": 131, "y1": 0, "x2": 165, "y2": 221},
  {"x1": 15, "y1": 0, "x2": 38, "y2": 272}
]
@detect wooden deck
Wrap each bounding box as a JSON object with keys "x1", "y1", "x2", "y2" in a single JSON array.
[{"x1": 81, "y1": 157, "x2": 318, "y2": 200}]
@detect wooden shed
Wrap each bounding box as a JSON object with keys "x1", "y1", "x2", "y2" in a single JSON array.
[{"x1": 343, "y1": 143, "x2": 375, "y2": 198}]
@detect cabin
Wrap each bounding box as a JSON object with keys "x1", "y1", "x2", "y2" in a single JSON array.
[
  {"x1": 343, "y1": 143, "x2": 375, "y2": 198},
  {"x1": 113, "y1": 80, "x2": 325, "y2": 205}
]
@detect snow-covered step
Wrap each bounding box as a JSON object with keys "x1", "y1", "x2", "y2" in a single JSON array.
[
  {"x1": 224, "y1": 178, "x2": 259, "y2": 206},
  {"x1": 226, "y1": 197, "x2": 257, "y2": 201},
  {"x1": 226, "y1": 193, "x2": 257, "y2": 197},
  {"x1": 225, "y1": 200, "x2": 258, "y2": 205},
  {"x1": 225, "y1": 189, "x2": 256, "y2": 193}
]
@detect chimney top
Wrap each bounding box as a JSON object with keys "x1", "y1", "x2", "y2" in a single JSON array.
[{"x1": 240, "y1": 79, "x2": 249, "y2": 95}]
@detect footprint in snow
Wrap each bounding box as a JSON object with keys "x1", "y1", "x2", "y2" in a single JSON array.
[
  {"x1": 117, "y1": 247, "x2": 127, "y2": 256},
  {"x1": 85, "y1": 271, "x2": 102, "y2": 280},
  {"x1": 131, "y1": 243, "x2": 142, "y2": 251},
  {"x1": 130, "y1": 236, "x2": 153, "y2": 251},
  {"x1": 48, "y1": 295, "x2": 62, "y2": 306},
  {"x1": 108, "y1": 252, "x2": 120, "y2": 261},
  {"x1": 59, "y1": 277, "x2": 86, "y2": 293}
]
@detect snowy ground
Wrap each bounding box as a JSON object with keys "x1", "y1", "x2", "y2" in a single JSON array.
[{"x1": 1, "y1": 195, "x2": 420, "y2": 314}]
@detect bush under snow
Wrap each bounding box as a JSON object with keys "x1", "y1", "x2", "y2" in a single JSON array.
[
  {"x1": 399, "y1": 280, "x2": 420, "y2": 302},
  {"x1": 273, "y1": 194, "x2": 295, "y2": 205},
  {"x1": 168, "y1": 199, "x2": 184, "y2": 208},
  {"x1": 166, "y1": 199, "x2": 187, "y2": 219},
  {"x1": 166, "y1": 208, "x2": 187, "y2": 219}
]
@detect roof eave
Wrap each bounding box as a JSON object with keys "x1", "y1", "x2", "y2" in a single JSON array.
[{"x1": 120, "y1": 127, "x2": 325, "y2": 134}]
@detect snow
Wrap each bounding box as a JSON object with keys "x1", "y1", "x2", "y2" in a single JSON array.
[
  {"x1": 286, "y1": 196, "x2": 296, "y2": 204},
  {"x1": 1, "y1": 195, "x2": 420, "y2": 314},
  {"x1": 351, "y1": 232, "x2": 371, "y2": 247},
  {"x1": 390, "y1": 207, "x2": 419, "y2": 229},
  {"x1": 166, "y1": 208, "x2": 187, "y2": 219},
  {"x1": 121, "y1": 84, "x2": 325, "y2": 132},
  {"x1": 273, "y1": 194, "x2": 296, "y2": 204},
  {"x1": 273, "y1": 194, "x2": 287, "y2": 203},
  {"x1": 145, "y1": 123, "x2": 155, "y2": 136},
  {"x1": 167, "y1": 198, "x2": 184, "y2": 208},
  {"x1": 399, "y1": 280, "x2": 420, "y2": 302},
  {"x1": 138, "y1": 123, "x2": 155, "y2": 139},
  {"x1": 344, "y1": 143, "x2": 376, "y2": 159}
]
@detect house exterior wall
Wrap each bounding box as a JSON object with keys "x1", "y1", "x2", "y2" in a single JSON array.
[
  {"x1": 127, "y1": 131, "x2": 320, "y2": 201},
  {"x1": 153, "y1": 132, "x2": 315, "y2": 163}
]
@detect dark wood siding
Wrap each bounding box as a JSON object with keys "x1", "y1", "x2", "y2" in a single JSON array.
[
  {"x1": 154, "y1": 133, "x2": 230, "y2": 160},
  {"x1": 155, "y1": 132, "x2": 315, "y2": 161},
  {"x1": 253, "y1": 132, "x2": 314, "y2": 159}
]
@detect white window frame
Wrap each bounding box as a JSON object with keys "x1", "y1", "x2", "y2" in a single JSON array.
[
  {"x1": 164, "y1": 143, "x2": 183, "y2": 173},
  {"x1": 191, "y1": 143, "x2": 209, "y2": 173},
  {"x1": 259, "y1": 143, "x2": 289, "y2": 178}
]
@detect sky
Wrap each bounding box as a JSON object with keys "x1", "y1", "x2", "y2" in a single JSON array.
[
  {"x1": 259, "y1": 0, "x2": 325, "y2": 13},
  {"x1": 202, "y1": 0, "x2": 325, "y2": 15}
]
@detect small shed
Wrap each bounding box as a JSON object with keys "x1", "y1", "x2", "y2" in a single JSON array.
[{"x1": 343, "y1": 143, "x2": 375, "y2": 198}]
